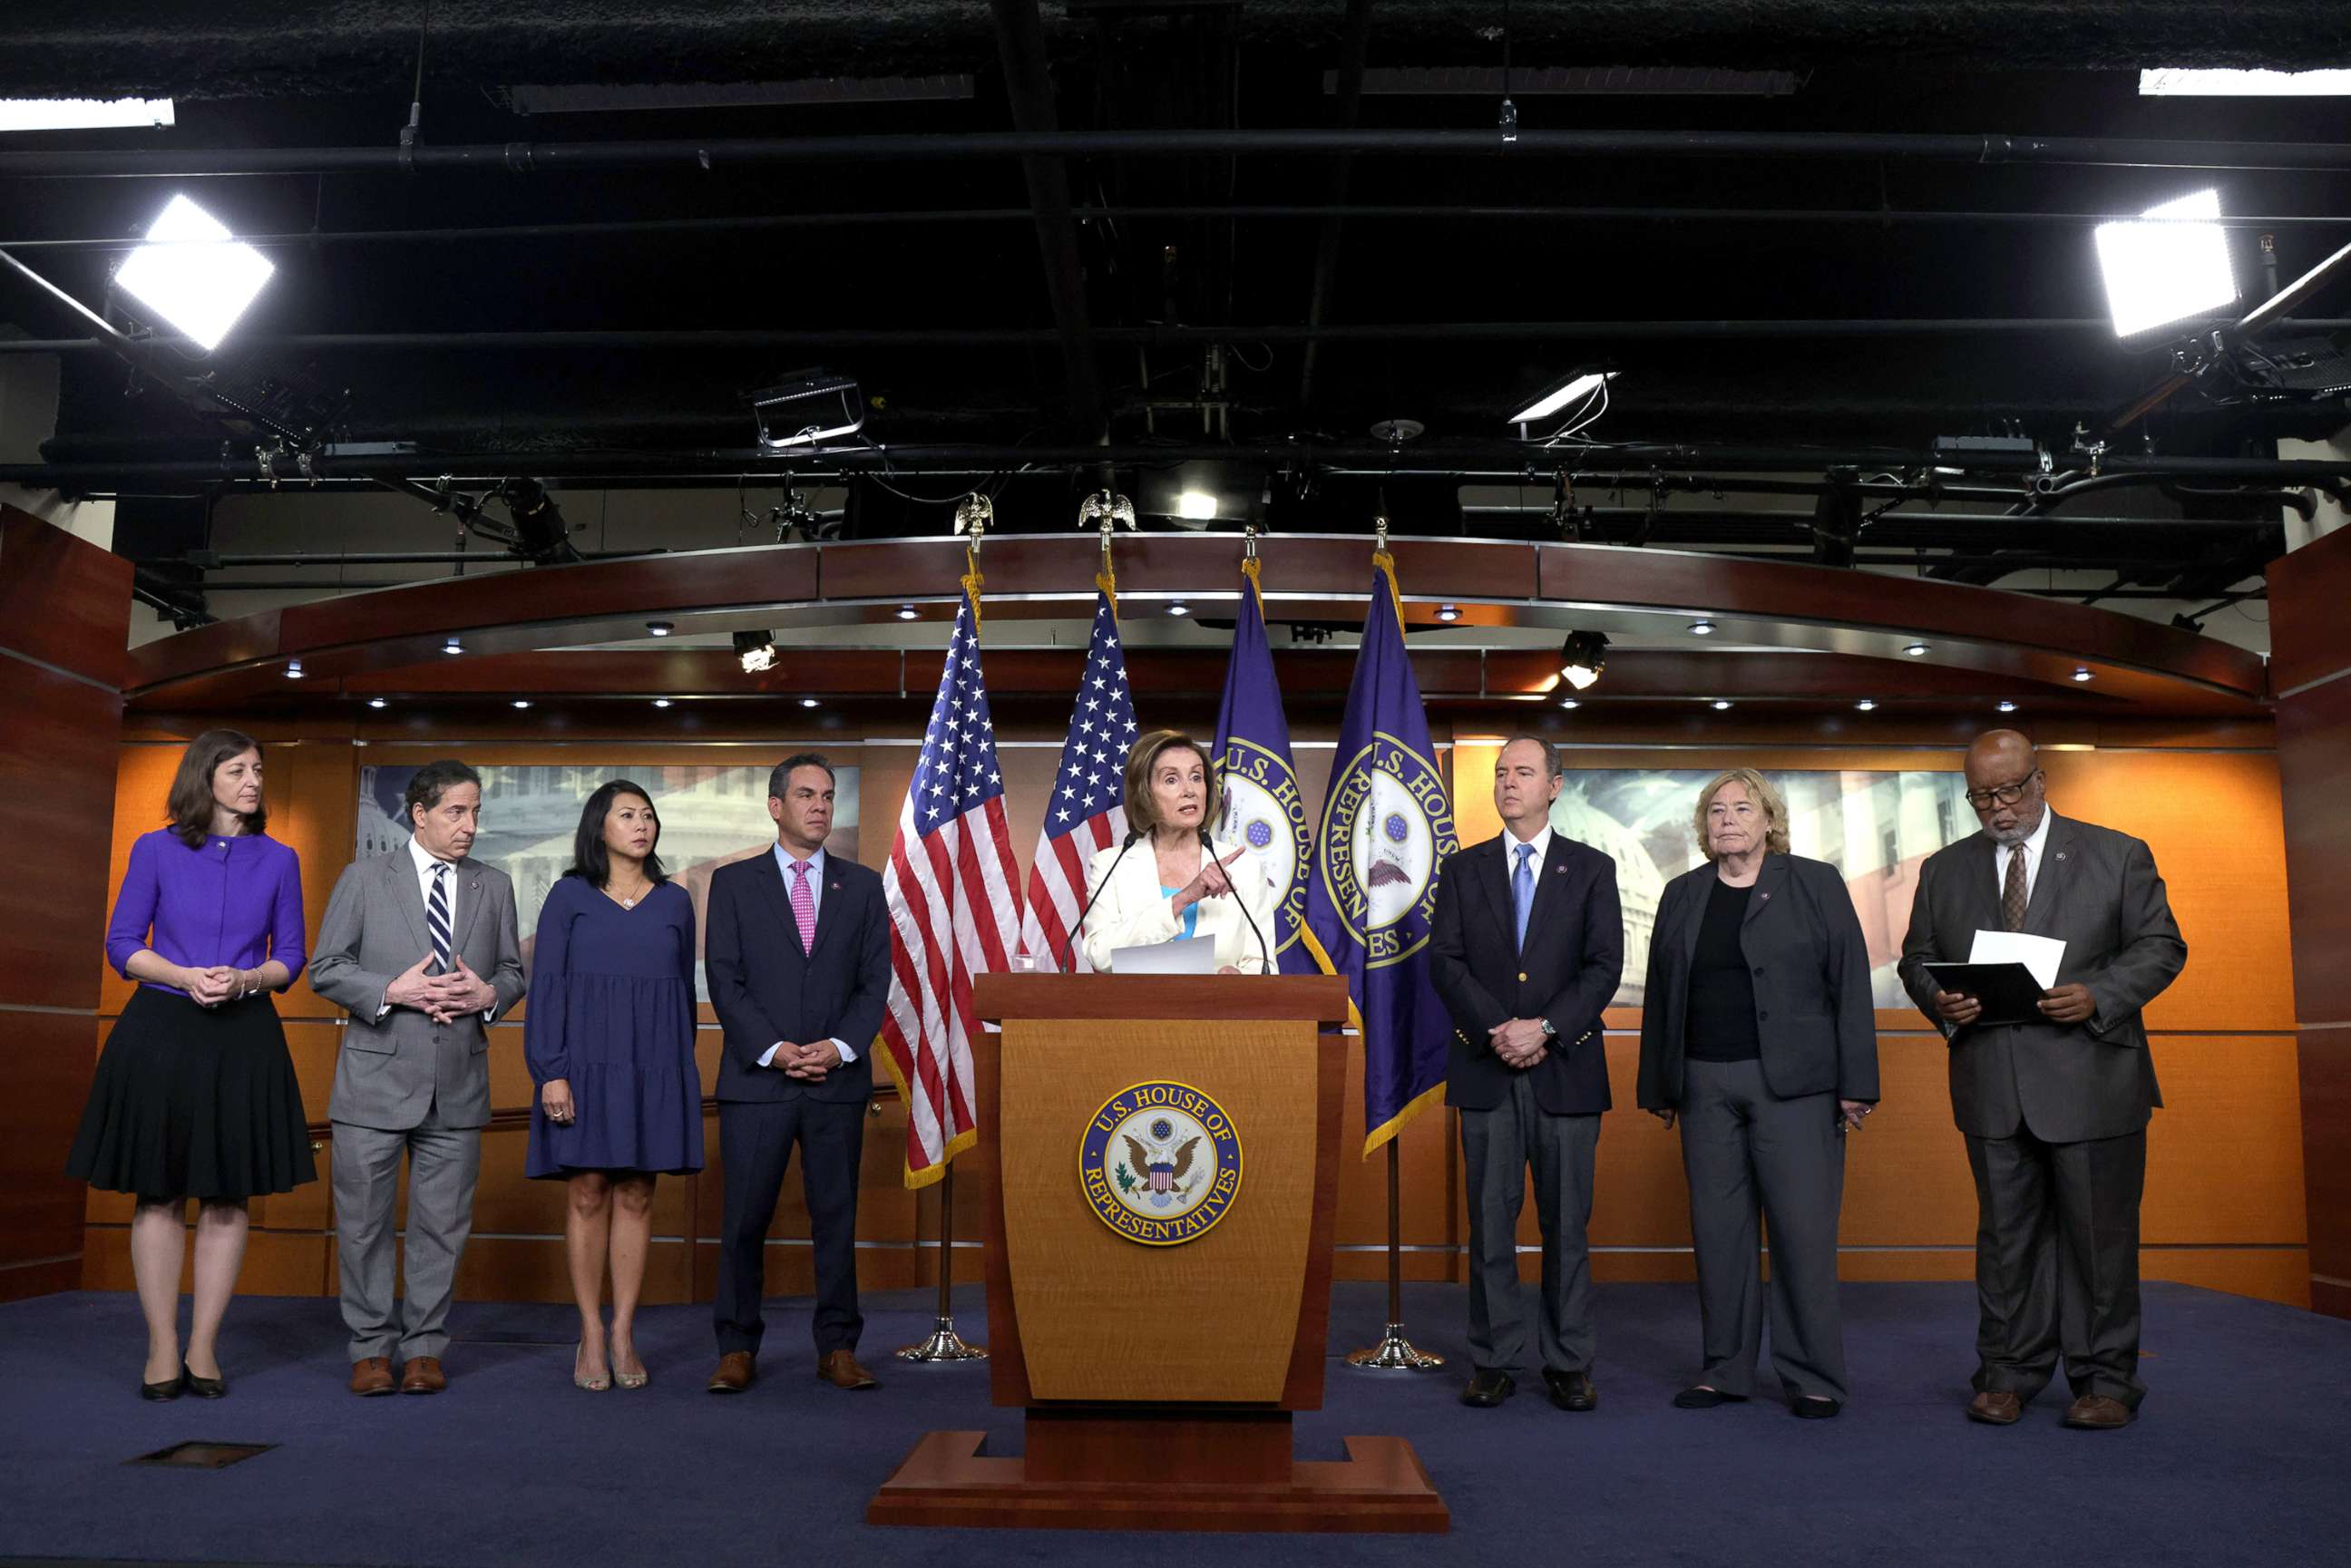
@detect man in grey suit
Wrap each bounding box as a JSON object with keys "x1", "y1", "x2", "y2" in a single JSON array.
[
  {"x1": 1899, "y1": 730, "x2": 2185, "y2": 1431},
  {"x1": 311, "y1": 760, "x2": 526, "y2": 1397}
]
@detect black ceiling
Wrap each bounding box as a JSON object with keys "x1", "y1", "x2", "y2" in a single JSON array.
[{"x1": 2, "y1": 0, "x2": 2348, "y2": 605}]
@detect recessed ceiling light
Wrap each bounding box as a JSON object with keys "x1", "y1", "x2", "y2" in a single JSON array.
[
  {"x1": 512, "y1": 699, "x2": 532, "y2": 709},
  {"x1": 442, "y1": 637, "x2": 463, "y2": 655},
  {"x1": 896, "y1": 604, "x2": 919, "y2": 621},
  {"x1": 1856, "y1": 699, "x2": 1877, "y2": 711},
  {"x1": 1903, "y1": 642, "x2": 1929, "y2": 657},
  {"x1": 2071, "y1": 667, "x2": 2094, "y2": 682},
  {"x1": 283, "y1": 658, "x2": 305, "y2": 679},
  {"x1": 1996, "y1": 700, "x2": 2019, "y2": 713},
  {"x1": 800, "y1": 696, "x2": 820, "y2": 709},
  {"x1": 1711, "y1": 699, "x2": 1734, "y2": 711},
  {"x1": 645, "y1": 619, "x2": 674, "y2": 637},
  {"x1": 1558, "y1": 697, "x2": 1581, "y2": 709},
  {"x1": 1436, "y1": 603, "x2": 1460, "y2": 623},
  {"x1": 1167, "y1": 601, "x2": 1192, "y2": 618},
  {"x1": 1688, "y1": 619, "x2": 1717, "y2": 637},
  {"x1": 366, "y1": 696, "x2": 387, "y2": 710},
  {"x1": 652, "y1": 698, "x2": 673, "y2": 709}
]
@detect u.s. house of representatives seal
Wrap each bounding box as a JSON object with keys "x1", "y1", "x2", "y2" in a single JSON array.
[{"x1": 1078, "y1": 1080, "x2": 1244, "y2": 1246}]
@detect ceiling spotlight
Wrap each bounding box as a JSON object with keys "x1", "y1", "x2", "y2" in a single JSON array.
[
  {"x1": 1856, "y1": 699, "x2": 1878, "y2": 712},
  {"x1": 1437, "y1": 603, "x2": 1461, "y2": 623},
  {"x1": 1507, "y1": 367, "x2": 1618, "y2": 426},
  {"x1": 1167, "y1": 601, "x2": 1192, "y2": 618},
  {"x1": 653, "y1": 698, "x2": 673, "y2": 709},
  {"x1": 366, "y1": 696, "x2": 388, "y2": 709},
  {"x1": 645, "y1": 619, "x2": 674, "y2": 638},
  {"x1": 751, "y1": 369, "x2": 863, "y2": 450},
  {"x1": 1711, "y1": 699, "x2": 1735, "y2": 711},
  {"x1": 442, "y1": 637, "x2": 463, "y2": 656},
  {"x1": 800, "y1": 696, "x2": 821, "y2": 709},
  {"x1": 1996, "y1": 700, "x2": 2019, "y2": 713},
  {"x1": 1558, "y1": 629, "x2": 1610, "y2": 691},
  {"x1": 2072, "y1": 667, "x2": 2094, "y2": 682},
  {"x1": 1688, "y1": 619, "x2": 1717, "y2": 637},
  {"x1": 1176, "y1": 491, "x2": 1219, "y2": 521},
  {"x1": 512, "y1": 699, "x2": 532, "y2": 710},
  {"x1": 1903, "y1": 642, "x2": 1930, "y2": 657},
  {"x1": 284, "y1": 658, "x2": 305, "y2": 680},
  {"x1": 1558, "y1": 697, "x2": 1581, "y2": 710},
  {"x1": 733, "y1": 630, "x2": 780, "y2": 674},
  {"x1": 895, "y1": 604, "x2": 919, "y2": 621},
  {"x1": 112, "y1": 194, "x2": 275, "y2": 352},
  {"x1": 2095, "y1": 189, "x2": 2238, "y2": 337}
]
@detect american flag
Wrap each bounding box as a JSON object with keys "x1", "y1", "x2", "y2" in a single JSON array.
[
  {"x1": 1017, "y1": 585, "x2": 1137, "y2": 969},
  {"x1": 878, "y1": 574, "x2": 1022, "y2": 1188}
]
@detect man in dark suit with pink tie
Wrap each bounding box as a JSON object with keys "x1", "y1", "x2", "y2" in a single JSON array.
[{"x1": 703, "y1": 755, "x2": 893, "y2": 1396}]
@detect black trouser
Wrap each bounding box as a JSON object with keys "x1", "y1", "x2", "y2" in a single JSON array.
[
  {"x1": 1678, "y1": 1057, "x2": 1849, "y2": 1403},
  {"x1": 1964, "y1": 1125, "x2": 2147, "y2": 1408},
  {"x1": 714, "y1": 1096, "x2": 864, "y2": 1359}
]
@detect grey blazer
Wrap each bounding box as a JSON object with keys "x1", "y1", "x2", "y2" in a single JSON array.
[
  {"x1": 1897, "y1": 813, "x2": 2186, "y2": 1144},
  {"x1": 310, "y1": 848, "x2": 528, "y2": 1132}
]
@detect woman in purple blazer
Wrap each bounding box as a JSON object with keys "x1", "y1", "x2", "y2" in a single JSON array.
[{"x1": 68, "y1": 730, "x2": 316, "y2": 1401}]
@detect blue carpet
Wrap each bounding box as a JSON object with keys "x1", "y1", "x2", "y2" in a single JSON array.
[{"x1": 2, "y1": 1281, "x2": 2346, "y2": 1567}]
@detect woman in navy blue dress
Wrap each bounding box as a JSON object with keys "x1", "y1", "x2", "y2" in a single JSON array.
[{"x1": 525, "y1": 780, "x2": 703, "y2": 1390}]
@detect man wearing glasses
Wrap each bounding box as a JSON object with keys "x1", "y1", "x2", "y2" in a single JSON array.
[{"x1": 1898, "y1": 729, "x2": 2186, "y2": 1431}]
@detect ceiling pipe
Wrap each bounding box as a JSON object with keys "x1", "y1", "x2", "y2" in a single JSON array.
[{"x1": 7, "y1": 129, "x2": 2351, "y2": 180}]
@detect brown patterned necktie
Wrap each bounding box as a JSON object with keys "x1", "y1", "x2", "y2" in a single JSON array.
[{"x1": 2001, "y1": 843, "x2": 2030, "y2": 932}]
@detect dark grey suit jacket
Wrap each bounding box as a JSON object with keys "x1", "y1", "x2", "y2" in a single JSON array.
[
  {"x1": 1897, "y1": 813, "x2": 2186, "y2": 1143},
  {"x1": 1636, "y1": 852, "x2": 1879, "y2": 1109}
]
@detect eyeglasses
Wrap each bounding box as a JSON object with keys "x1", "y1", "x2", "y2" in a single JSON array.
[{"x1": 1964, "y1": 769, "x2": 2042, "y2": 812}]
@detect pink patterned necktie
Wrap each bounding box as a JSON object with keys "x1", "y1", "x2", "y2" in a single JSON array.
[{"x1": 789, "y1": 860, "x2": 818, "y2": 954}]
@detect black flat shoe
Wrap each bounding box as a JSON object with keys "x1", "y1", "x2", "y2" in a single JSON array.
[
  {"x1": 1673, "y1": 1385, "x2": 1748, "y2": 1409},
  {"x1": 1459, "y1": 1368, "x2": 1516, "y2": 1407},
  {"x1": 1792, "y1": 1395, "x2": 1843, "y2": 1419},
  {"x1": 1543, "y1": 1368, "x2": 1598, "y2": 1412},
  {"x1": 141, "y1": 1370, "x2": 184, "y2": 1401},
  {"x1": 182, "y1": 1362, "x2": 226, "y2": 1399}
]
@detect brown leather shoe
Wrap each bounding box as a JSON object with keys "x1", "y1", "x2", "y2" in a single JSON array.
[
  {"x1": 349, "y1": 1356, "x2": 396, "y2": 1397},
  {"x1": 398, "y1": 1356, "x2": 446, "y2": 1395},
  {"x1": 1966, "y1": 1389, "x2": 2023, "y2": 1425},
  {"x1": 2063, "y1": 1394, "x2": 2132, "y2": 1429},
  {"x1": 706, "y1": 1351, "x2": 756, "y2": 1394},
  {"x1": 815, "y1": 1349, "x2": 879, "y2": 1391}
]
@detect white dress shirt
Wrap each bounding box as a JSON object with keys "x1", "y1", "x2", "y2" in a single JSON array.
[
  {"x1": 1992, "y1": 809, "x2": 2052, "y2": 907},
  {"x1": 758, "y1": 842, "x2": 855, "y2": 1067},
  {"x1": 1504, "y1": 822, "x2": 1555, "y2": 876},
  {"x1": 379, "y1": 836, "x2": 488, "y2": 1021}
]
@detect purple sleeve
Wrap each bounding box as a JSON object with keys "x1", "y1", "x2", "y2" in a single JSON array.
[
  {"x1": 104, "y1": 834, "x2": 161, "y2": 978},
  {"x1": 268, "y1": 847, "x2": 308, "y2": 988}
]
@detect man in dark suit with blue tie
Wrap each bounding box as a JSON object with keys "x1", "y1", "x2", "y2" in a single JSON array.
[
  {"x1": 1430, "y1": 735, "x2": 1624, "y2": 1411},
  {"x1": 704, "y1": 755, "x2": 893, "y2": 1395}
]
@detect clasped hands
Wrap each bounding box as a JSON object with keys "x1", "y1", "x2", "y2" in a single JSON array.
[
  {"x1": 769, "y1": 1039, "x2": 844, "y2": 1082},
  {"x1": 179, "y1": 964, "x2": 252, "y2": 1008},
  {"x1": 386, "y1": 954, "x2": 500, "y2": 1023},
  {"x1": 1488, "y1": 1017, "x2": 1548, "y2": 1070},
  {"x1": 1932, "y1": 982, "x2": 2095, "y2": 1028}
]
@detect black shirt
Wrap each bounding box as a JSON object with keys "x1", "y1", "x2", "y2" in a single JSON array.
[{"x1": 1684, "y1": 876, "x2": 1762, "y2": 1062}]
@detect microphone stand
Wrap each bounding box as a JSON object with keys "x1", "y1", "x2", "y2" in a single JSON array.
[
  {"x1": 1201, "y1": 826, "x2": 1273, "y2": 974},
  {"x1": 1057, "y1": 828, "x2": 1142, "y2": 973}
]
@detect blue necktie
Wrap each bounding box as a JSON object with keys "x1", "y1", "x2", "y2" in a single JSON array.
[{"x1": 1512, "y1": 842, "x2": 1536, "y2": 953}]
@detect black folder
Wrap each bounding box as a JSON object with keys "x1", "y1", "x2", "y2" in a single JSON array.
[{"x1": 1921, "y1": 961, "x2": 2050, "y2": 1027}]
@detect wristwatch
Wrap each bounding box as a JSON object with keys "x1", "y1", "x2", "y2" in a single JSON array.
[{"x1": 1538, "y1": 1017, "x2": 1557, "y2": 1039}]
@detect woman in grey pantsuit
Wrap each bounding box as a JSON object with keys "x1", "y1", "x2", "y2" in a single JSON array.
[{"x1": 1636, "y1": 768, "x2": 1879, "y2": 1417}]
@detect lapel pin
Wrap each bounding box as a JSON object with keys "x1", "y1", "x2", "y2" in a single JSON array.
[{"x1": 1759, "y1": 891, "x2": 1771, "y2": 902}]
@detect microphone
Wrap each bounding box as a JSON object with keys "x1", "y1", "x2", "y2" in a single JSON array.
[
  {"x1": 1058, "y1": 827, "x2": 1144, "y2": 974},
  {"x1": 1201, "y1": 825, "x2": 1273, "y2": 976}
]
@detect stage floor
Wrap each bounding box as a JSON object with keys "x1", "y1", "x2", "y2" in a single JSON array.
[{"x1": 2, "y1": 1281, "x2": 2345, "y2": 1567}]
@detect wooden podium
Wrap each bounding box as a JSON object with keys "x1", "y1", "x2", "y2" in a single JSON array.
[{"x1": 867, "y1": 974, "x2": 1449, "y2": 1533}]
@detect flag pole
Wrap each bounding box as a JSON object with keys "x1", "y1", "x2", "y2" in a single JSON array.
[
  {"x1": 1346, "y1": 1138, "x2": 1444, "y2": 1370},
  {"x1": 897, "y1": 1161, "x2": 986, "y2": 1362}
]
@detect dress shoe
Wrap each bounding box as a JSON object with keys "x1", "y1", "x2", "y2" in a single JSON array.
[
  {"x1": 182, "y1": 1362, "x2": 227, "y2": 1399},
  {"x1": 348, "y1": 1357, "x2": 396, "y2": 1397},
  {"x1": 2063, "y1": 1394, "x2": 2132, "y2": 1430},
  {"x1": 1966, "y1": 1388, "x2": 2023, "y2": 1426},
  {"x1": 815, "y1": 1349, "x2": 879, "y2": 1391},
  {"x1": 1543, "y1": 1368, "x2": 1598, "y2": 1412},
  {"x1": 707, "y1": 1351, "x2": 756, "y2": 1394},
  {"x1": 398, "y1": 1356, "x2": 446, "y2": 1395},
  {"x1": 1792, "y1": 1395, "x2": 1842, "y2": 1419},
  {"x1": 1459, "y1": 1368, "x2": 1516, "y2": 1407},
  {"x1": 1673, "y1": 1385, "x2": 1748, "y2": 1409},
  {"x1": 141, "y1": 1368, "x2": 185, "y2": 1402}
]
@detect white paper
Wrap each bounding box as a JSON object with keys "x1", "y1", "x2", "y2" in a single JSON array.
[
  {"x1": 1968, "y1": 929, "x2": 2065, "y2": 990},
  {"x1": 1109, "y1": 935, "x2": 1218, "y2": 976}
]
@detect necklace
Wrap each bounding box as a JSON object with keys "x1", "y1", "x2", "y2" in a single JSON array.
[{"x1": 609, "y1": 878, "x2": 652, "y2": 909}]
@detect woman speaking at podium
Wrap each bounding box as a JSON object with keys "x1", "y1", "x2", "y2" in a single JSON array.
[{"x1": 1080, "y1": 729, "x2": 1279, "y2": 975}]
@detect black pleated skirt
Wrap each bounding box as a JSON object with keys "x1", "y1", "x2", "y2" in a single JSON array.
[{"x1": 66, "y1": 987, "x2": 317, "y2": 1201}]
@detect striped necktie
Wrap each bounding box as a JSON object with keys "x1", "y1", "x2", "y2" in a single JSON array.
[{"x1": 426, "y1": 861, "x2": 454, "y2": 974}]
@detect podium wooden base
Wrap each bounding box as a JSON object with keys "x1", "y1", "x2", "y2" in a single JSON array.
[{"x1": 867, "y1": 1419, "x2": 1449, "y2": 1534}]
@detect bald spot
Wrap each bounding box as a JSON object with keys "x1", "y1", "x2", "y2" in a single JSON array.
[{"x1": 1965, "y1": 728, "x2": 2036, "y2": 789}]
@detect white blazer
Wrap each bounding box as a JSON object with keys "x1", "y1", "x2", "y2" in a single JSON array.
[{"x1": 1080, "y1": 834, "x2": 1282, "y2": 974}]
